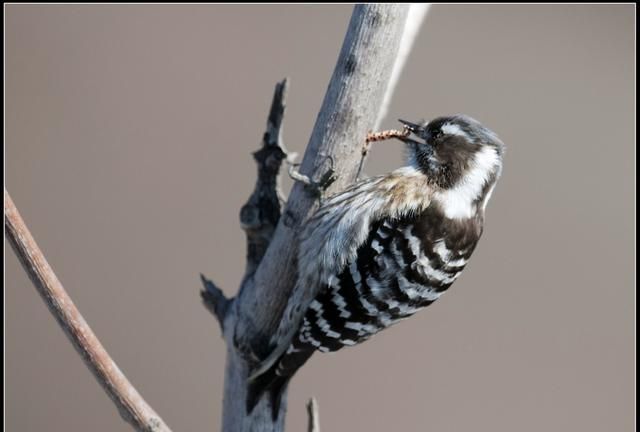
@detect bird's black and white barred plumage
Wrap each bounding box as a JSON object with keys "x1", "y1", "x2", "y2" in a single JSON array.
[{"x1": 247, "y1": 115, "x2": 505, "y2": 419}]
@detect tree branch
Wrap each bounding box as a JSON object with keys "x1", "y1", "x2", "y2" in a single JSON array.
[
  {"x1": 200, "y1": 79, "x2": 289, "y2": 333},
  {"x1": 359, "y1": 4, "x2": 431, "y2": 177},
  {"x1": 239, "y1": 78, "x2": 289, "y2": 281},
  {"x1": 4, "y1": 189, "x2": 172, "y2": 432},
  {"x1": 235, "y1": 3, "x2": 411, "y2": 360},
  {"x1": 200, "y1": 273, "x2": 230, "y2": 332},
  {"x1": 306, "y1": 398, "x2": 320, "y2": 432},
  {"x1": 376, "y1": 4, "x2": 431, "y2": 125},
  {"x1": 209, "y1": 5, "x2": 416, "y2": 431}
]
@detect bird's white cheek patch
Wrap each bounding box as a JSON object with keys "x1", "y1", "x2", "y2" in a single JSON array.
[{"x1": 435, "y1": 146, "x2": 499, "y2": 219}]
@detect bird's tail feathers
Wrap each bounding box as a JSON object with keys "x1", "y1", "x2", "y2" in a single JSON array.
[
  {"x1": 246, "y1": 362, "x2": 291, "y2": 421},
  {"x1": 246, "y1": 342, "x2": 314, "y2": 421}
]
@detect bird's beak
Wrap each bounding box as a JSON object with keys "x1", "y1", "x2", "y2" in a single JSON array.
[
  {"x1": 397, "y1": 119, "x2": 428, "y2": 145},
  {"x1": 398, "y1": 119, "x2": 423, "y2": 133}
]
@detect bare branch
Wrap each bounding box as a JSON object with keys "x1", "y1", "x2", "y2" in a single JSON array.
[
  {"x1": 200, "y1": 79, "x2": 289, "y2": 334},
  {"x1": 239, "y1": 78, "x2": 289, "y2": 280},
  {"x1": 200, "y1": 273, "x2": 230, "y2": 331},
  {"x1": 307, "y1": 398, "x2": 320, "y2": 432},
  {"x1": 4, "y1": 189, "x2": 172, "y2": 432},
  {"x1": 376, "y1": 4, "x2": 431, "y2": 125},
  {"x1": 217, "y1": 5, "x2": 413, "y2": 431},
  {"x1": 234, "y1": 2, "x2": 411, "y2": 362}
]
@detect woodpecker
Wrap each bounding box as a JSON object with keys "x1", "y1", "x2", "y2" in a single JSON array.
[{"x1": 247, "y1": 114, "x2": 505, "y2": 419}]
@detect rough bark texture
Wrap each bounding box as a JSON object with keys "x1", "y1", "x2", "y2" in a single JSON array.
[
  {"x1": 4, "y1": 190, "x2": 172, "y2": 432},
  {"x1": 206, "y1": 5, "x2": 412, "y2": 432}
]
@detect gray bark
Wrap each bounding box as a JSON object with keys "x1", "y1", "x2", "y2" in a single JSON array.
[{"x1": 203, "y1": 5, "x2": 412, "y2": 431}]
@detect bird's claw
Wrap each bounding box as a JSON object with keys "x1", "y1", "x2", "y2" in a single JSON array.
[{"x1": 287, "y1": 154, "x2": 336, "y2": 202}]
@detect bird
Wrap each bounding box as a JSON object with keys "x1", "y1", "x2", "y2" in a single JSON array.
[{"x1": 246, "y1": 114, "x2": 505, "y2": 419}]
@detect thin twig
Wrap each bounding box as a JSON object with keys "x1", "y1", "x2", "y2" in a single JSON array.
[
  {"x1": 307, "y1": 397, "x2": 320, "y2": 432},
  {"x1": 4, "y1": 189, "x2": 172, "y2": 432},
  {"x1": 200, "y1": 273, "x2": 230, "y2": 332},
  {"x1": 365, "y1": 128, "x2": 410, "y2": 143}
]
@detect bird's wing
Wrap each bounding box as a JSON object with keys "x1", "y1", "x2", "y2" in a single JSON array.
[{"x1": 249, "y1": 167, "x2": 433, "y2": 380}]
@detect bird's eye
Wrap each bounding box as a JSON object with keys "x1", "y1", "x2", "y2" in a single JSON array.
[{"x1": 431, "y1": 130, "x2": 443, "y2": 142}]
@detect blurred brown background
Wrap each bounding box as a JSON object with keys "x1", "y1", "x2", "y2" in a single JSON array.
[{"x1": 5, "y1": 4, "x2": 634, "y2": 432}]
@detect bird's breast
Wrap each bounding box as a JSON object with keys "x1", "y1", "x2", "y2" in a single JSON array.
[{"x1": 296, "y1": 208, "x2": 482, "y2": 354}]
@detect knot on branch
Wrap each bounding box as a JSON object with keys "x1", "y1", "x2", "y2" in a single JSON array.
[{"x1": 255, "y1": 138, "x2": 287, "y2": 172}]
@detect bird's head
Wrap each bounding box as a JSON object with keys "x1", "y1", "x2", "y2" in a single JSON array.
[{"x1": 398, "y1": 115, "x2": 505, "y2": 192}]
